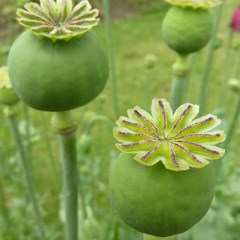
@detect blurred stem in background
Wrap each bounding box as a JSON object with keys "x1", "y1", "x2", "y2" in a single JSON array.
[
  {"x1": 223, "y1": 58, "x2": 240, "y2": 151},
  {"x1": 23, "y1": 105, "x2": 33, "y2": 169},
  {"x1": 144, "y1": 54, "x2": 157, "y2": 109},
  {"x1": 77, "y1": 114, "x2": 112, "y2": 218},
  {"x1": 83, "y1": 115, "x2": 113, "y2": 134},
  {"x1": 223, "y1": 96, "x2": 240, "y2": 150},
  {"x1": 199, "y1": 4, "x2": 224, "y2": 115},
  {"x1": 102, "y1": 0, "x2": 120, "y2": 118},
  {"x1": 218, "y1": 29, "x2": 234, "y2": 109},
  {"x1": 40, "y1": 112, "x2": 59, "y2": 180},
  {"x1": 4, "y1": 105, "x2": 47, "y2": 240},
  {"x1": 0, "y1": 167, "x2": 12, "y2": 238},
  {"x1": 216, "y1": 76, "x2": 240, "y2": 176}
]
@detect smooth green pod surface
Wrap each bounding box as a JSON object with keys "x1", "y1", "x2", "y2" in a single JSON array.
[
  {"x1": 8, "y1": 31, "x2": 109, "y2": 111},
  {"x1": 162, "y1": 6, "x2": 212, "y2": 54},
  {"x1": 109, "y1": 153, "x2": 215, "y2": 237}
]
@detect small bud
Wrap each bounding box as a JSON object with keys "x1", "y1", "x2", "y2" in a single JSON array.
[
  {"x1": 0, "y1": 66, "x2": 20, "y2": 106},
  {"x1": 231, "y1": 41, "x2": 240, "y2": 50},
  {"x1": 144, "y1": 54, "x2": 157, "y2": 69},
  {"x1": 228, "y1": 78, "x2": 240, "y2": 95},
  {"x1": 78, "y1": 134, "x2": 92, "y2": 154}
]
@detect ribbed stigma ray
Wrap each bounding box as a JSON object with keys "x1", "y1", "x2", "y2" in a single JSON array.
[
  {"x1": 167, "y1": 104, "x2": 192, "y2": 139},
  {"x1": 169, "y1": 143, "x2": 179, "y2": 168},
  {"x1": 141, "y1": 143, "x2": 162, "y2": 161},
  {"x1": 175, "y1": 116, "x2": 215, "y2": 137},
  {"x1": 176, "y1": 140, "x2": 220, "y2": 156},
  {"x1": 133, "y1": 109, "x2": 159, "y2": 134},
  {"x1": 116, "y1": 132, "x2": 155, "y2": 141},
  {"x1": 158, "y1": 100, "x2": 167, "y2": 138},
  {"x1": 121, "y1": 120, "x2": 159, "y2": 138},
  {"x1": 173, "y1": 142, "x2": 203, "y2": 164}
]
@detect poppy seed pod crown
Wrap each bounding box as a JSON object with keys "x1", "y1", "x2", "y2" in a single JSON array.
[
  {"x1": 17, "y1": 0, "x2": 99, "y2": 42},
  {"x1": 162, "y1": 0, "x2": 223, "y2": 54},
  {"x1": 114, "y1": 98, "x2": 225, "y2": 171}
]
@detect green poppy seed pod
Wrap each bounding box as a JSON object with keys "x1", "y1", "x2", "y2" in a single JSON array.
[
  {"x1": 110, "y1": 98, "x2": 226, "y2": 237},
  {"x1": 8, "y1": 0, "x2": 109, "y2": 112},
  {"x1": 0, "y1": 66, "x2": 20, "y2": 106},
  {"x1": 109, "y1": 153, "x2": 215, "y2": 237},
  {"x1": 162, "y1": 6, "x2": 213, "y2": 54}
]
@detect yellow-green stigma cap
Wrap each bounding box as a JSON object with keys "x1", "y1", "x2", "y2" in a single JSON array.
[{"x1": 164, "y1": 0, "x2": 223, "y2": 9}]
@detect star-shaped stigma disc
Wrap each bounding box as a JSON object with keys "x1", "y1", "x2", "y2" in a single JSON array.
[
  {"x1": 17, "y1": 0, "x2": 99, "y2": 41},
  {"x1": 114, "y1": 98, "x2": 226, "y2": 171}
]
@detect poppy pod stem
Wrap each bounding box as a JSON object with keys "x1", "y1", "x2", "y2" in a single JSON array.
[
  {"x1": 52, "y1": 110, "x2": 78, "y2": 240},
  {"x1": 170, "y1": 54, "x2": 190, "y2": 111}
]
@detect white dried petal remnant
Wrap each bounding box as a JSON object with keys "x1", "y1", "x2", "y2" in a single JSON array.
[
  {"x1": 164, "y1": 0, "x2": 223, "y2": 9},
  {"x1": 17, "y1": 0, "x2": 99, "y2": 41},
  {"x1": 113, "y1": 98, "x2": 226, "y2": 171}
]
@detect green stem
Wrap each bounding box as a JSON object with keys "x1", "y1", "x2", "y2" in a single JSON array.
[
  {"x1": 23, "y1": 105, "x2": 32, "y2": 158},
  {"x1": 78, "y1": 169, "x2": 87, "y2": 219},
  {"x1": 223, "y1": 97, "x2": 240, "y2": 150},
  {"x1": 170, "y1": 54, "x2": 190, "y2": 111},
  {"x1": 52, "y1": 111, "x2": 78, "y2": 240},
  {"x1": 59, "y1": 132, "x2": 78, "y2": 240},
  {"x1": 218, "y1": 29, "x2": 234, "y2": 108},
  {"x1": 143, "y1": 234, "x2": 174, "y2": 240},
  {"x1": 199, "y1": 4, "x2": 223, "y2": 115},
  {"x1": 4, "y1": 106, "x2": 46, "y2": 240},
  {"x1": 184, "y1": 53, "x2": 198, "y2": 100},
  {"x1": 102, "y1": 0, "x2": 120, "y2": 117}
]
